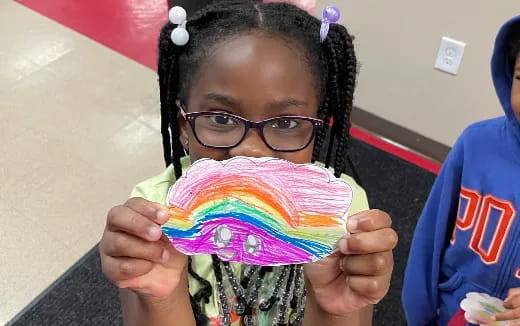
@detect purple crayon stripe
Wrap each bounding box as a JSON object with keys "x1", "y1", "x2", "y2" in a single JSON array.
[{"x1": 170, "y1": 218, "x2": 315, "y2": 266}]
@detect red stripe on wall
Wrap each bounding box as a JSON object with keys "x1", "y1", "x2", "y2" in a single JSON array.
[{"x1": 351, "y1": 127, "x2": 441, "y2": 174}]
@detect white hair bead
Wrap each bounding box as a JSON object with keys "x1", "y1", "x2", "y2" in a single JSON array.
[
  {"x1": 169, "y1": 6, "x2": 187, "y2": 25},
  {"x1": 171, "y1": 27, "x2": 189, "y2": 46},
  {"x1": 168, "y1": 6, "x2": 189, "y2": 46}
]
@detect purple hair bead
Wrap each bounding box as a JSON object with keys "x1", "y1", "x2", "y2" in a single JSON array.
[{"x1": 320, "y1": 6, "x2": 341, "y2": 43}]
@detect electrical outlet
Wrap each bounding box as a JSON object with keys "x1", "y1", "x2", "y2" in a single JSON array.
[{"x1": 434, "y1": 36, "x2": 466, "y2": 75}]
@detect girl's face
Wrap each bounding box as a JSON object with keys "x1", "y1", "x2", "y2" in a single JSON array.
[{"x1": 178, "y1": 32, "x2": 320, "y2": 164}]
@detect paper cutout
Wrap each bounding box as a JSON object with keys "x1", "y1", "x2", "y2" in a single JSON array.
[
  {"x1": 460, "y1": 292, "x2": 520, "y2": 325},
  {"x1": 162, "y1": 156, "x2": 353, "y2": 266}
]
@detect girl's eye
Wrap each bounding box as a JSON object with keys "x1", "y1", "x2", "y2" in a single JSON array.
[
  {"x1": 271, "y1": 118, "x2": 299, "y2": 129},
  {"x1": 209, "y1": 115, "x2": 239, "y2": 125}
]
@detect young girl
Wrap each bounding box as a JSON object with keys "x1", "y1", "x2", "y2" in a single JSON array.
[{"x1": 99, "y1": 1, "x2": 398, "y2": 325}]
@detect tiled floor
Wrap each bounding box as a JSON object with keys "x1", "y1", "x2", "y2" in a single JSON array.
[{"x1": 0, "y1": 1, "x2": 165, "y2": 323}]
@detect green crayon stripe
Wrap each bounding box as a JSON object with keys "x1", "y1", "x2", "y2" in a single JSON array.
[
  {"x1": 194, "y1": 199, "x2": 285, "y2": 229},
  {"x1": 286, "y1": 230, "x2": 341, "y2": 246}
]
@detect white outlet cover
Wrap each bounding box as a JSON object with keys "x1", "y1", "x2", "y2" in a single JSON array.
[{"x1": 434, "y1": 36, "x2": 466, "y2": 75}]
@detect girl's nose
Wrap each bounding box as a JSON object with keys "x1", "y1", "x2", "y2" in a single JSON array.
[{"x1": 228, "y1": 129, "x2": 274, "y2": 158}]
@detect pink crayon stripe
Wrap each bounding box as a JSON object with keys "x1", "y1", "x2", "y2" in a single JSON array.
[{"x1": 169, "y1": 157, "x2": 352, "y2": 217}]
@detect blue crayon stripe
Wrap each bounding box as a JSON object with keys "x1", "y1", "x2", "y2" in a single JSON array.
[
  {"x1": 163, "y1": 225, "x2": 202, "y2": 238},
  {"x1": 162, "y1": 212, "x2": 331, "y2": 257}
]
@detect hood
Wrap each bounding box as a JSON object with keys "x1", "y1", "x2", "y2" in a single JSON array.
[{"x1": 491, "y1": 15, "x2": 520, "y2": 140}]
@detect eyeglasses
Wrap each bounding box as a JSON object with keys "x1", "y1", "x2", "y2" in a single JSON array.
[{"x1": 179, "y1": 106, "x2": 323, "y2": 152}]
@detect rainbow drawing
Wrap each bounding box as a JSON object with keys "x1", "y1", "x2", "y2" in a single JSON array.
[{"x1": 163, "y1": 156, "x2": 353, "y2": 266}]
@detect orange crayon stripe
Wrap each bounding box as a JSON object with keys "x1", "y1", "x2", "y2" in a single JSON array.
[
  {"x1": 298, "y1": 212, "x2": 343, "y2": 227},
  {"x1": 186, "y1": 176, "x2": 299, "y2": 227},
  {"x1": 168, "y1": 206, "x2": 188, "y2": 221}
]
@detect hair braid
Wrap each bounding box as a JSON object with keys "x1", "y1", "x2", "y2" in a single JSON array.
[
  {"x1": 322, "y1": 24, "x2": 357, "y2": 177},
  {"x1": 158, "y1": 24, "x2": 186, "y2": 178},
  {"x1": 158, "y1": 25, "x2": 174, "y2": 168}
]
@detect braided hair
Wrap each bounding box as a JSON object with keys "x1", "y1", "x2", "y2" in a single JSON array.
[{"x1": 158, "y1": 1, "x2": 357, "y2": 324}]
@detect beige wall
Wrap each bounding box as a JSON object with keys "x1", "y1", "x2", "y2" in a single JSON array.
[{"x1": 317, "y1": 1, "x2": 519, "y2": 147}]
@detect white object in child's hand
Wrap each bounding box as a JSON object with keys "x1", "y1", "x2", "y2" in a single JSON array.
[{"x1": 460, "y1": 292, "x2": 520, "y2": 325}]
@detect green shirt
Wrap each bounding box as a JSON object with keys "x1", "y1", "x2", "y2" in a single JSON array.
[{"x1": 131, "y1": 157, "x2": 369, "y2": 325}]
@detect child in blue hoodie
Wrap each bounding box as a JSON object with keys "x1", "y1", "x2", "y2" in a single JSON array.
[{"x1": 402, "y1": 16, "x2": 520, "y2": 325}]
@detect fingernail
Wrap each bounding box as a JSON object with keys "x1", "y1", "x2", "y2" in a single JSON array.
[
  {"x1": 161, "y1": 249, "x2": 170, "y2": 263},
  {"x1": 491, "y1": 315, "x2": 497, "y2": 321},
  {"x1": 148, "y1": 226, "x2": 162, "y2": 239},
  {"x1": 157, "y1": 209, "x2": 170, "y2": 221},
  {"x1": 347, "y1": 218, "x2": 359, "y2": 232},
  {"x1": 338, "y1": 238, "x2": 348, "y2": 253}
]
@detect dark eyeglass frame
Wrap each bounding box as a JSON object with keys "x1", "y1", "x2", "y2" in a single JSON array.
[{"x1": 179, "y1": 105, "x2": 323, "y2": 152}]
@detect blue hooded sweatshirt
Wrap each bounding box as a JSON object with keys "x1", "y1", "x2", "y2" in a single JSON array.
[{"x1": 402, "y1": 16, "x2": 520, "y2": 325}]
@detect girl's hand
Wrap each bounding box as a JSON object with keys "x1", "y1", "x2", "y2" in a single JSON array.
[
  {"x1": 99, "y1": 197, "x2": 188, "y2": 299},
  {"x1": 492, "y1": 288, "x2": 520, "y2": 324},
  {"x1": 304, "y1": 209, "x2": 398, "y2": 315}
]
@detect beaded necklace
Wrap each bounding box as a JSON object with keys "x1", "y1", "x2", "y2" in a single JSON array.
[{"x1": 208, "y1": 255, "x2": 307, "y2": 326}]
